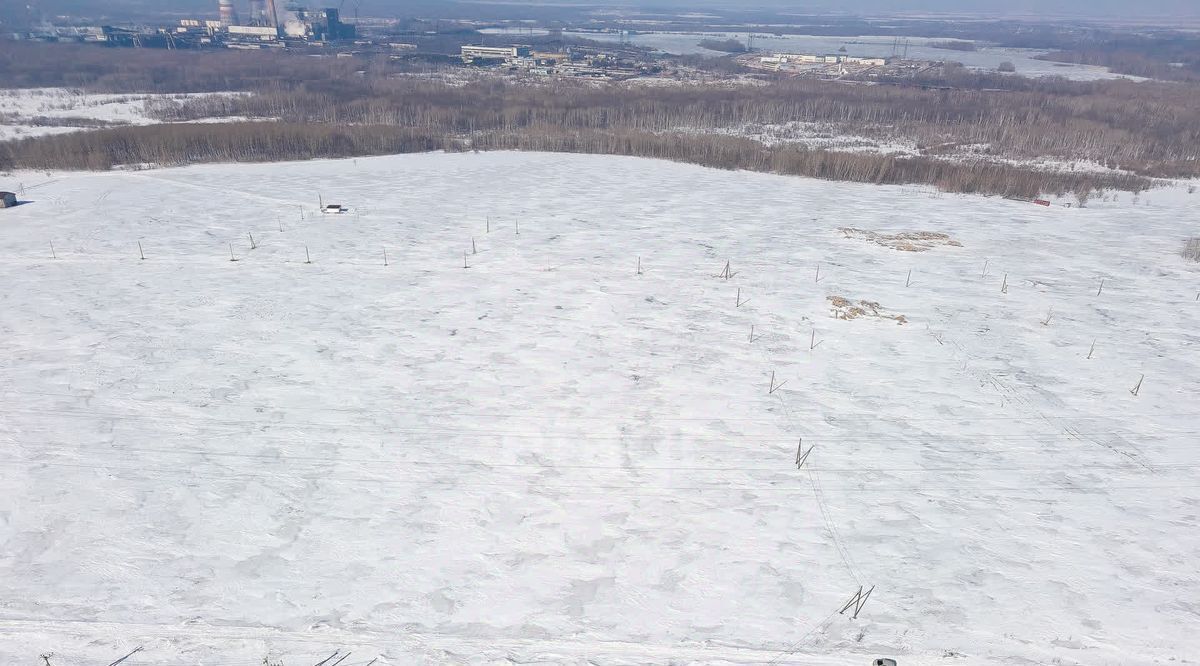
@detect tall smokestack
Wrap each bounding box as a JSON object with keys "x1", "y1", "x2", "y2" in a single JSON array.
[
  {"x1": 248, "y1": 0, "x2": 266, "y2": 24},
  {"x1": 218, "y1": 0, "x2": 238, "y2": 27}
]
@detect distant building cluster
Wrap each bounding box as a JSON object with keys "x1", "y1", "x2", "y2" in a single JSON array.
[
  {"x1": 760, "y1": 54, "x2": 888, "y2": 67},
  {"x1": 460, "y1": 44, "x2": 659, "y2": 80},
  {"x1": 747, "y1": 52, "x2": 942, "y2": 79},
  {"x1": 10, "y1": 1, "x2": 355, "y2": 49}
]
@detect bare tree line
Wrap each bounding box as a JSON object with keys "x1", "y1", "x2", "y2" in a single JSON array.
[
  {"x1": 0, "y1": 121, "x2": 1149, "y2": 199},
  {"x1": 0, "y1": 41, "x2": 1191, "y2": 196},
  {"x1": 144, "y1": 74, "x2": 1200, "y2": 178}
]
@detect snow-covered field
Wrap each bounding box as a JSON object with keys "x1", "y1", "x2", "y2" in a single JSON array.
[
  {"x1": 1, "y1": 152, "x2": 1197, "y2": 665},
  {"x1": 0, "y1": 89, "x2": 242, "y2": 141}
]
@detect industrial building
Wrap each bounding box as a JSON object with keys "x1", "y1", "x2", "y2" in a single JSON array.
[
  {"x1": 461, "y1": 45, "x2": 533, "y2": 64},
  {"x1": 760, "y1": 53, "x2": 888, "y2": 67},
  {"x1": 208, "y1": 1, "x2": 356, "y2": 46}
]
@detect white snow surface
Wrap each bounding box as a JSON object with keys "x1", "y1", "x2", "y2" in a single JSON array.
[
  {"x1": 0, "y1": 88, "x2": 242, "y2": 141},
  {"x1": 0, "y1": 152, "x2": 1198, "y2": 665}
]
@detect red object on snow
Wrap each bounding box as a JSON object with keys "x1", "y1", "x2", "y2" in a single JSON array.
[{"x1": 1033, "y1": 199, "x2": 1051, "y2": 206}]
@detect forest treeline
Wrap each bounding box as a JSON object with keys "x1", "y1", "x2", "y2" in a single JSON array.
[
  {"x1": 144, "y1": 74, "x2": 1200, "y2": 178},
  {"x1": 1, "y1": 41, "x2": 1195, "y2": 197},
  {"x1": 0, "y1": 122, "x2": 1150, "y2": 199}
]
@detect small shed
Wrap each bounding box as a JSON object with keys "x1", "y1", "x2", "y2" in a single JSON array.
[
  {"x1": 321, "y1": 204, "x2": 348, "y2": 214},
  {"x1": 0, "y1": 192, "x2": 16, "y2": 208}
]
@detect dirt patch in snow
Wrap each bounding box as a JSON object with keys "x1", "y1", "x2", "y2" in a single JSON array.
[
  {"x1": 828, "y1": 295, "x2": 908, "y2": 324},
  {"x1": 840, "y1": 227, "x2": 963, "y2": 252}
]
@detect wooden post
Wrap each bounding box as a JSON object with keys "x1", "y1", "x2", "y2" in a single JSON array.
[
  {"x1": 138, "y1": 241, "x2": 145, "y2": 260},
  {"x1": 50, "y1": 240, "x2": 57, "y2": 260},
  {"x1": 769, "y1": 371, "x2": 787, "y2": 394},
  {"x1": 106, "y1": 648, "x2": 145, "y2": 666},
  {"x1": 1097, "y1": 278, "x2": 1105, "y2": 296},
  {"x1": 305, "y1": 245, "x2": 311, "y2": 264},
  {"x1": 839, "y1": 585, "x2": 875, "y2": 619},
  {"x1": 853, "y1": 586, "x2": 875, "y2": 620},
  {"x1": 515, "y1": 219, "x2": 520, "y2": 236},
  {"x1": 486, "y1": 217, "x2": 490, "y2": 234},
  {"x1": 383, "y1": 247, "x2": 388, "y2": 266},
  {"x1": 981, "y1": 259, "x2": 989, "y2": 277},
  {"x1": 1042, "y1": 308, "x2": 1053, "y2": 326},
  {"x1": 1087, "y1": 339, "x2": 1096, "y2": 359},
  {"x1": 313, "y1": 651, "x2": 340, "y2": 666},
  {"x1": 249, "y1": 232, "x2": 257, "y2": 250},
  {"x1": 815, "y1": 263, "x2": 821, "y2": 283},
  {"x1": 229, "y1": 243, "x2": 238, "y2": 262},
  {"x1": 749, "y1": 324, "x2": 755, "y2": 343},
  {"x1": 278, "y1": 217, "x2": 284, "y2": 233},
  {"x1": 1131, "y1": 374, "x2": 1144, "y2": 396},
  {"x1": 472, "y1": 237, "x2": 477, "y2": 254},
  {"x1": 906, "y1": 269, "x2": 912, "y2": 287},
  {"x1": 1001, "y1": 273, "x2": 1008, "y2": 293},
  {"x1": 719, "y1": 261, "x2": 731, "y2": 280},
  {"x1": 795, "y1": 441, "x2": 813, "y2": 469},
  {"x1": 463, "y1": 251, "x2": 468, "y2": 269},
  {"x1": 637, "y1": 256, "x2": 642, "y2": 275}
]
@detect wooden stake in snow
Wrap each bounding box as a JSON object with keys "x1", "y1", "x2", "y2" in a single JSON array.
[
  {"x1": 795, "y1": 441, "x2": 813, "y2": 469},
  {"x1": 304, "y1": 245, "x2": 311, "y2": 264},
  {"x1": 768, "y1": 371, "x2": 787, "y2": 394},
  {"x1": 138, "y1": 241, "x2": 145, "y2": 260},
  {"x1": 463, "y1": 251, "x2": 469, "y2": 269},
  {"x1": 1042, "y1": 308, "x2": 1053, "y2": 326},
  {"x1": 736, "y1": 287, "x2": 748, "y2": 308},
  {"x1": 810, "y1": 328, "x2": 823, "y2": 350},
  {"x1": 1131, "y1": 374, "x2": 1144, "y2": 396},
  {"x1": 815, "y1": 263, "x2": 822, "y2": 284},
  {"x1": 839, "y1": 585, "x2": 875, "y2": 620},
  {"x1": 249, "y1": 232, "x2": 257, "y2": 250},
  {"x1": 329, "y1": 653, "x2": 351, "y2": 666},
  {"x1": 719, "y1": 261, "x2": 732, "y2": 280},
  {"x1": 981, "y1": 259, "x2": 989, "y2": 278},
  {"x1": 299, "y1": 205, "x2": 305, "y2": 221},
  {"x1": 515, "y1": 219, "x2": 520, "y2": 236},
  {"x1": 906, "y1": 269, "x2": 912, "y2": 287},
  {"x1": 318, "y1": 193, "x2": 324, "y2": 210},
  {"x1": 313, "y1": 651, "x2": 341, "y2": 666},
  {"x1": 229, "y1": 243, "x2": 238, "y2": 262},
  {"x1": 637, "y1": 256, "x2": 643, "y2": 276},
  {"x1": 1097, "y1": 278, "x2": 1105, "y2": 296},
  {"x1": 105, "y1": 646, "x2": 144, "y2": 666},
  {"x1": 749, "y1": 324, "x2": 756, "y2": 343},
  {"x1": 50, "y1": 240, "x2": 57, "y2": 260},
  {"x1": 383, "y1": 247, "x2": 389, "y2": 266},
  {"x1": 472, "y1": 237, "x2": 477, "y2": 255},
  {"x1": 1087, "y1": 339, "x2": 1096, "y2": 359},
  {"x1": 486, "y1": 217, "x2": 490, "y2": 234},
  {"x1": 1001, "y1": 273, "x2": 1008, "y2": 294},
  {"x1": 278, "y1": 217, "x2": 284, "y2": 233}
]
